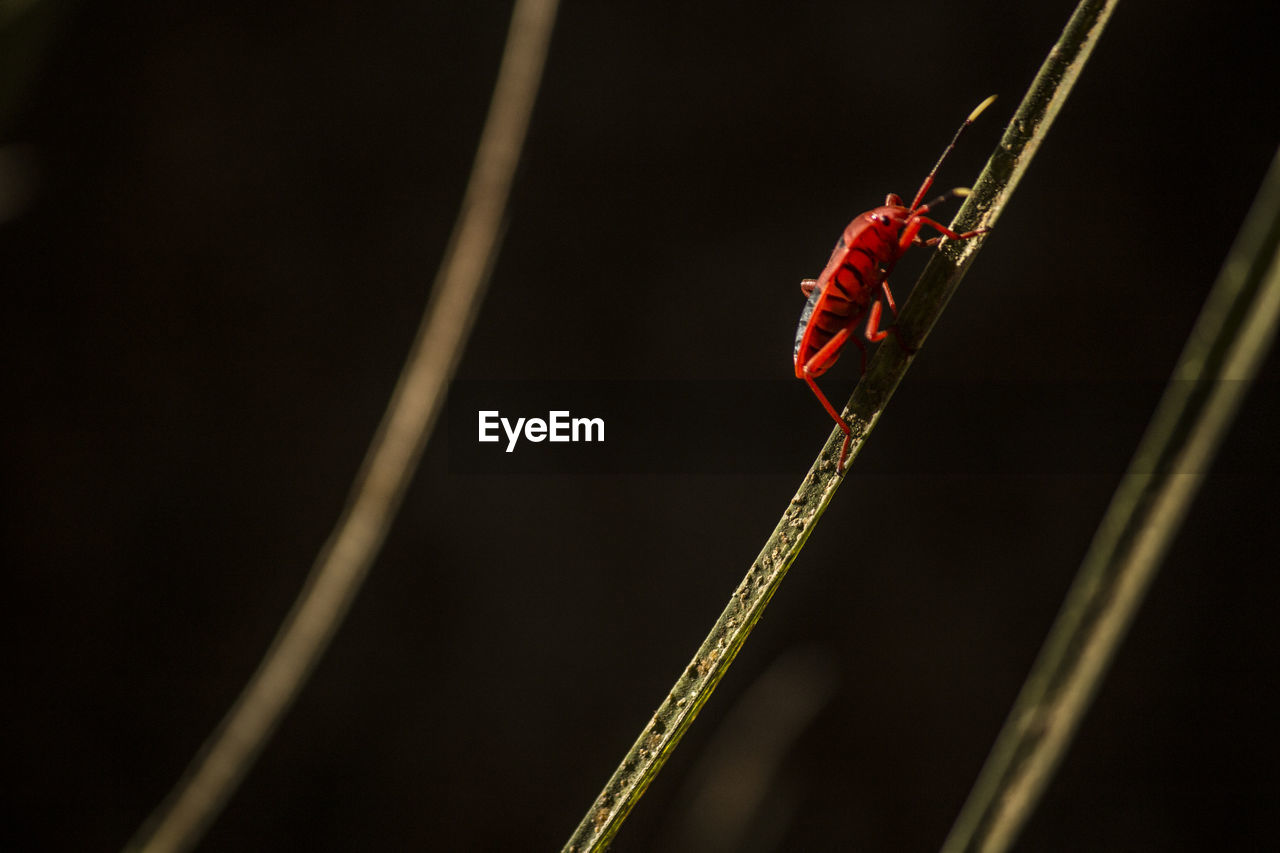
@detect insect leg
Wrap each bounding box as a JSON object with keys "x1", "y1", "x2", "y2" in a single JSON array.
[
  {"x1": 898, "y1": 215, "x2": 926, "y2": 253},
  {"x1": 800, "y1": 328, "x2": 852, "y2": 397},
  {"x1": 800, "y1": 278, "x2": 818, "y2": 297},
  {"x1": 865, "y1": 297, "x2": 918, "y2": 356},
  {"x1": 865, "y1": 300, "x2": 889, "y2": 343},
  {"x1": 801, "y1": 327, "x2": 858, "y2": 473},
  {"x1": 803, "y1": 372, "x2": 855, "y2": 474},
  {"x1": 880, "y1": 280, "x2": 898, "y2": 315},
  {"x1": 874, "y1": 280, "x2": 916, "y2": 351},
  {"x1": 916, "y1": 215, "x2": 989, "y2": 244}
]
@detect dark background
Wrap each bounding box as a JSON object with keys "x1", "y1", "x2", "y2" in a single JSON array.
[{"x1": 5, "y1": 1, "x2": 1278, "y2": 850}]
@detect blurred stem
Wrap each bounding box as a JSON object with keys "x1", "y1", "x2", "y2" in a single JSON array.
[
  {"x1": 124, "y1": 2, "x2": 559, "y2": 852},
  {"x1": 561, "y1": 2, "x2": 1117, "y2": 851},
  {"x1": 941, "y1": 147, "x2": 1280, "y2": 853}
]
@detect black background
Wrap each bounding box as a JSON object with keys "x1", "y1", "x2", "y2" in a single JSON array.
[{"x1": 5, "y1": 1, "x2": 1279, "y2": 850}]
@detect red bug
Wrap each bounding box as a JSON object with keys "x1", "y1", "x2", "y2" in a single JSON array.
[{"x1": 794, "y1": 95, "x2": 996, "y2": 474}]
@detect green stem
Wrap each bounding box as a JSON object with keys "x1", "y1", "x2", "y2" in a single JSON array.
[
  {"x1": 561, "y1": 2, "x2": 1118, "y2": 850},
  {"x1": 941, "y1": 145, "x2": 1280, "y2": 853}
]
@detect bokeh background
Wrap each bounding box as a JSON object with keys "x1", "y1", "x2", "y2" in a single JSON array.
[{"x1": 5, "y1": 0, "x2": 1278, "y2": 850}]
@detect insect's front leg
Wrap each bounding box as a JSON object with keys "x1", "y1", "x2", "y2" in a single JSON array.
[
  {"x1": 898, "y1": 216, "x2": 926, "y2": 253},
  {"x1": 915, "y1": 215, "x2": 990, "y2": 245}
]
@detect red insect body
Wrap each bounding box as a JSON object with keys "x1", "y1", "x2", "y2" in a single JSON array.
[{"x1": 794, "y1": 96, "x2": 996, "y2": 474}]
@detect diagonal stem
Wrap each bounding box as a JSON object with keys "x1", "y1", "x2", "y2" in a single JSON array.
[
  {"x1": 561, "y1": 2, "x2": 1118, "y2": 851},
  {"x1": 124, "y1": 2, "x2": 560, "y2": 851},
  {"x1": 940, "y1": 145, "x2": 1280, "y2": 853}
]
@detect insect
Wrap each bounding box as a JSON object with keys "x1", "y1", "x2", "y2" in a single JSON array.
[{"x1": 793, "y1": 95, "x2": 996, "y2": 474}]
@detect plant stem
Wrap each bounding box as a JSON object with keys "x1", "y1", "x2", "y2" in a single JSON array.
[
  {"x1": 561, "y1": 2, "x2": 1118, "y2": 850},
  {"x1": 941, "y1": 145, "x2": 1280, "y2": 853},
  {"x1": 124, "y1": 3, "x2": 560, "y2": 851}
]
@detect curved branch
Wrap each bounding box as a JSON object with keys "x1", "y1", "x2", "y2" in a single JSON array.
[{"x1": 125, "y1": 2, "x2": 560, "y2": 851}]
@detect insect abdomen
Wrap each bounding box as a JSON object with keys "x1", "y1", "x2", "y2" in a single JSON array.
[{"x1": 794, "y1": 246, "x2": 879, "y2": 357}]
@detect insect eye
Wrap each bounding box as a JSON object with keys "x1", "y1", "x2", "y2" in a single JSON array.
[{"x1": 878, "y1": 214, "x2": 891, "y2": 226}]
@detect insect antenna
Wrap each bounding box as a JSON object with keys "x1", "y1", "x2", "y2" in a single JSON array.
[
  {"x1": 908, "y1": 95, "x2": 997, "y2": 212},
  {"x1": 915, "y1": 187, "x2": 973, "y2": 215}
]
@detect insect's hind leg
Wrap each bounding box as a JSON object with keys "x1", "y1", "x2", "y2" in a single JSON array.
[
  {"x1": 803, "y1": 375, "x2": 855, "y2": 474},
  {"x1": 800, "y1": 327, "x2": 858, "y2": 472}
]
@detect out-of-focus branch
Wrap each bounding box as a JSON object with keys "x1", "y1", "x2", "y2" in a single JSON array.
[
  {"x1": 941, "y1": 145, "x2": 1280, "y2": 853},
  {"x1": 125, "y1": 2, "x2": 560, "y2": 851}
]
